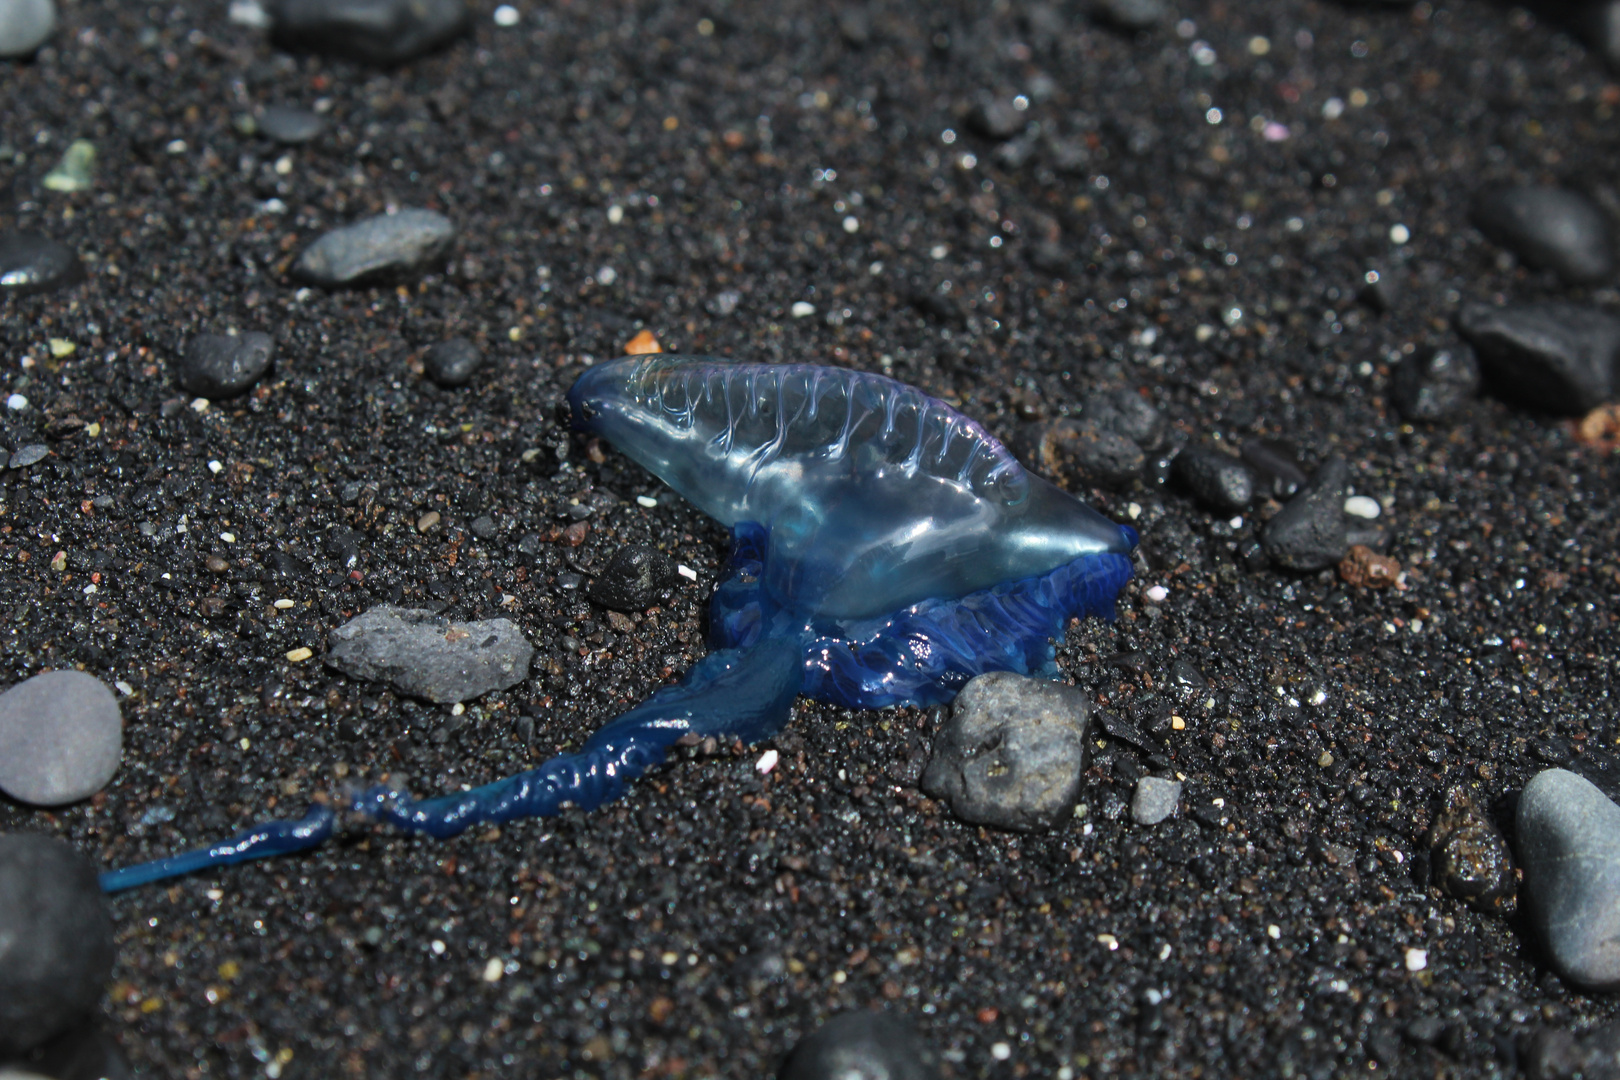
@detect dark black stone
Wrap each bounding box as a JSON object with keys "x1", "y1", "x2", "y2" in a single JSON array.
[
  {"x1": 1261, "y1": 455, "x2": 1350, "y2": 572},
  {"x1": 1572, "y1": 2, "x2": 1620, "y2": 73},
  {"x1": 178, "y1": 332, "x2": 275, "y2": 399},
  {"x1": 1522, "y1": 1020, "x2": 1620, "y2": 1080},
  {"x1": 967, "y1": 98, "x2": 1025, "y2": 140},
  {"x1": 588, "y1": 545, "x2": 677, "y2": 612},
  {"x1": 1457, "y1": 302, "x2": 1620, "y2": 416},
  {"x1": 424, "y1": 337, "x2": 484, "y2": 388},
  {"x1": 1084, "y1": 388, "x2": 1166, "y2": 451},
  {"x1": 0, "y1": 231, "x2": 84, "y2": 296},
  {"x1": 1392, "y1": 345, "x2": 1482, "y2": 422},
  {"x1": 778, "y1": 1010, "x2": 941, "y2": 1080},
  {"x1": 1240, "y1": 439, "x2": 1309, "y2": 500},
  {"x1": 267, "y1": 0, "x2": 470, "y2": 65},
  {"x1": 1016, "y1": 418, "x2": 1143, "y2": 488},
  {"x1": 258, "y1": 104, "x2": 325, "y2": 145},
  {"x1": 1091, "y1": 0, "x2": 1167, "y2": 31},
  {"x1": 1426, "y1": 785, "x2": 1515, "y2": 912},
  {"x1": 1471, "y1": 186, "x2": 1614, "y2": 286},
  {"x1": 1171, "y1": 445, "x2": 1255, "y2": 513},
  {"x1": 0, "y1": 833, "x2": 115, "y2": 1056}
]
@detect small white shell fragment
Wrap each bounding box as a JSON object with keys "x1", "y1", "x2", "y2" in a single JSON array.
[
  {"x1": 755, "y1": 749, "x2": 779, "y2": 775},
  {"x1": 636, "y1": 494, "x2": 658, "y2": 508},
  {"x1": 1145, "y1": 585, "x2": 1169, "y2": 603},
  {"x1": 790, "y1": 301, "x2": 816, "y2": 318},
  {"x1": 677, "y1": 564, "x2": 698, "y2": 581},
  {"x1": 1404, "y1": 948, "x2": 1427, "y2": 972},
  {"x1": 482, "y1": 958, "x2": 505, "y2": 982},
  {"x1": 208, "y1": 460, "x2": 224, "y2": 474},
  {"x1": 1344, "y1": 495, "x2": 1381, "y2": 519}
]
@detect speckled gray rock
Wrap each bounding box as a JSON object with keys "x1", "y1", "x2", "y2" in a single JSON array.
[
  {"x1": 0, "y1": 232, "x2": 83, "y2": 296},
  {"x1": 922, "y1": 671, "x2": 1090, "y2": 832},
  {"x1": 1457, "y1": 302, "x2": 1620, "y2": 416},
  {"x1": 1516, "y1": 769, "x2": 1620, "y2": 991},
  {"x1": 257, "y1": 104, "x2": 325, "y2": 145},
  {"x1": 0, "y1": 834, "x2": 115, "y2": 1056},
  {"x1": 1171, "y1": 446, "x2": 1254, "y2": 513},
  {"x1": 267, "y1": 0, "x2": 470, "y2": 65},
  {"x1": 325, "y1": 606, "x2": 534, "y2": 704},
  {"x1": 0, "y1": 671, "x2": 122, "y2": 806},
  {"x1": 778, "y1": 1010, "x2": 941, "y2": 1080},
  {"x1": 1084, "y1": 388, "x2": 1167, "y2": 452},
  {"x1": 1132, "y1": 776, "x2": 1181, "y2": 825},
  {"x1": 8, "y1": 444, "x2": 48, "y2": 469},
  {"x1": 1262, "y1": 455, "x2": 1350, "y2": 572},
  {"x1": 1471, "y1": 186, "x2": 1613, "y2": 286},
  {"x1": 292, "y1": 209, "x2": 456, "y2": 287},
  {"x1": 178, "y1": 332, "x2": 275, "y2": 399},
  {"x1": 0, "y1": 0, "x2": 55, "y2": 58},
  {"x1": 1392, "y1": 345, "x2": 1481, "y2": 422},
  {"x1": 424, "y1": 337, "x2": 483, "y2": 388}
]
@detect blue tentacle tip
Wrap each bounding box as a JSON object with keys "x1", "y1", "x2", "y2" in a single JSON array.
[{"x1": 101, "y1": 357, "x2": 1137, "y2": 890}]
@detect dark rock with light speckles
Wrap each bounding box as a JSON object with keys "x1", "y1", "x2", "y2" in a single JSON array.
[{"x1": 778, "y1": 1010, "x2": 941, "y2": 1080}]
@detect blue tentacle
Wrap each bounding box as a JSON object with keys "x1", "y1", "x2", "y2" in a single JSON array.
[{"x1": 99, "y1": 637, "x2": 805, "y2": 893}]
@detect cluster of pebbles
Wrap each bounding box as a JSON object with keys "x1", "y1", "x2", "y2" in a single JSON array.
[{"x1": 3, "y1": 0, "x2": 1620, "y2": 1076}]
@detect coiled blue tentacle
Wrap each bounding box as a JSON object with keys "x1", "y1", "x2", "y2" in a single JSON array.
[{"x1": 99, "y1": 636, "x2": 804, "y2": 893}]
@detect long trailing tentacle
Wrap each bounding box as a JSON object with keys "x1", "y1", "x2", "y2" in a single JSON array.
[{"x1": 99, "y1": 636, "x2": 805, "y2": 893}]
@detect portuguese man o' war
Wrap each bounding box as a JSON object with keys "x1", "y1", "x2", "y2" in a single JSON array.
[{"x1": 98, "y1": 356, "x2": 1137, "y2": 892}]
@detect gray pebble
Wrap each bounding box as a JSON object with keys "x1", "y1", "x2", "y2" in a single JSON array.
[
  {"x1": 0, "y1": 671, "x2": 122, "y2": 806},
  {"x1": 1171, "y1": 445, "x2": 1254, "y2": 513},
  {"x1": 325, "y1": 606, "x2": 535, "y2": 704},
  {"x1": 0, "y1": 833, "x2": 115, "y2": 1057},
  {"x1": 1084, "y1": 388, "x2": 1166, "y2": 451},
  {"x1": 922, "y1": 671, "x2": 1090, "y2": 832},
  {"x1": 1261, "y1": 455, "x2": 1350, "y2": 572},
  {"x1": 1091, "y1": 0, "x2": 1167, "y2": 31},
  {"x1": 257, "y1": 104, "x2": 325, "y2": 145},
  {"x1": 267, "y1": 0, "x2": 469, "y2": 65},
  {"x1": 9, "y1": 443, "x2": 48, "y2": 469},
  {"x1": 778, "y1": 1010, "x2": 940, "y2": 1080},
  {"x1": 0, "y1": 0, "x2": 54, "y2": 58},
  {"x1": 1516, "y1": 768, "x2": 1620, "y2": 991},
  {"x1": 1392, "y1": 344, "x2": 1481, "y2": 422},
  {"x1": 1016, "y1": 418, "x2": 1143, "y2": 489},
  {"x1": 1131, "y1": 776, "x2": 1181, "y2": 825},
  {"x1": 0, "y1": 231, "x2": 83, "y2": 296},
  {"x1": 1457, "y1": 301, "x2": 1620, "y2": 416},
  {"x1": 178, "y1": 331, "x2": 275, "y2": 399},
  {"x1": 292, "y1": 209, "x2": 456, "y2": 287},
  {"x1": 968, "y1": 98, "x2": 1025, "y2": 140},
  {"x1": 424, "y1": 337, "x2": 483, "y2": 388},
  {"x1": 1471, "y1": 186, "x2": 1614, "y2": 286}
]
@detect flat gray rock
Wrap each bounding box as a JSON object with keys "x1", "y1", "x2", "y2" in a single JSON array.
[
  {"x1": 1132, "y1": 776, "x2": 1181, "y2": 825},
  {"x1": 0, "y1": 0, "x2": 55, "y2": 58},
  {"x1": 268, "y1": 0, "x2": 469, "y2": 65},
  {"x1": 1472, "y1": 186, "x2": 1614, "y2": 286},
  {"x1": 258, "y1": 104, "x2": 325, "y2": 145},
  {"x1": 922, "y1": 671, "x2": 1089, "y2": 832},
  {"x1": 1516, "y1": 768, "x2": 1620, "y2": 991},
  {"x1": 1457, "y1": 301, "x2": 1620, "y2": 417},
  {"x1": 0, "y1": 834, "x2": 114, "y2": 1056},
  {"x1": 292, "y1": 209, "x2": 455, "y2": 287},
  {"x1": 0, "y1": 231, "x2": 83, "y2": 296},
  {"x1": 0, "y1": 670, "x2": 122, "y2": 806},
  {"x1": 325, "y1": 606, "x2": 535, "y2": 704}
]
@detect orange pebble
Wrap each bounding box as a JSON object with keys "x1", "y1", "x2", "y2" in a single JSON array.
[{"x1": 624, "y1": 329, "x2": 663, "y2": 355}]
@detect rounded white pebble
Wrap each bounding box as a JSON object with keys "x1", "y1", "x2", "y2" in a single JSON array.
[
  {"x1": 208, "y1": 459, "x2": 224, "y2": 474},
  {"x1": 1145, "y1": 585, "x2": 1169, "y2": 603},
  {"x1": 991, "y1": 1043, "x2": 1011, "y2": 1061},
  {"x1": 5, "y1": 394, "x2": 27, "y2": 411},
  {"x1": 756, "y1": 749, "x2": 779, "y2": 774},
  {"x1": 1389, "y1": 223, "x2": 1410, "y2": 244},
  {"x1": 493, "y1": 4, "x2": 519, "y2": 26},
  {"x1": 1344, "y1": 495, "x2": 1381, "y2": 519},
  {"x1": 791, "y1": 301, "x2": 816, "y2": 318},
  {"x1": 635, "y1": 494, "x2": 658, "y2": 508},
  {"x1": 1404, "y1": 947, "x2": 1427, "y2": 972},
  {"x1": 482, "y1": 958, "x2": 504, "y2": 981},
  {"x1": 842, "y1": 216, "x2": 859, "y2": 233}
]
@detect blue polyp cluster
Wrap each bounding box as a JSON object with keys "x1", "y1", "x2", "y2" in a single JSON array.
[{"x1": 99, "y1": 357, "x2": 1138, "y2": 893}]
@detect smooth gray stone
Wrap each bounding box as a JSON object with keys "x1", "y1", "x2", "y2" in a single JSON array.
[
  {"x1": 292, "y1": 209, "x2": 455, "y2": 287},
  {"x1": 267, "y1": 0, "x2": 469, "y2": 65},
  {"x1": 1472, "y1": 186, "x2": 1614, "y2": 286},
  {"x1": 0, "y1": 0, "x2": 55, "y2": 58},
  {"x1": 1132, "y1": 776, "x2": 1181, "y2": 825},
  {"x1": 1262, "y1": 455, "x2": 1350, "y2": 572},
  {"x1": 1172, "y1": 445, "x2": 1255, "y2": 513},
  {"x1": 325, "y1": 606, "x2": 535, "y2": 704},
  {"x1": 922, "y1": 671, "x2": 1089, "y2": 832},
  {"x1": 258, "y1": 104, "x2": 325, "y2": 145},
  {"x1": 1457, "y1": 301, "x2": 1620, "y2": 417},
  {"x1": 1516, "y1": 768, "x2": 1620, "y2": 991},
  {"x1": 8, "y1": 444, "x2": 48, "y2": 469},
  {"x1": 178, "y1": 331, "x2": 275, "y2": 399},
  {"x1": 778, "y1": 1010, "x2": 941, "y2": 1080},
  {"x1": 0, "y1": 671, "x2": 122, "y2": 806},
  {"x1": 0, "y1": 232, "x2": 83, "y2": 296},
  {"x1": 423, "y1": 337, "x2": 483, "y2": 388},
  {"x1": 0, "y1": 834, "x2": 115, "y2": 1056}
]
